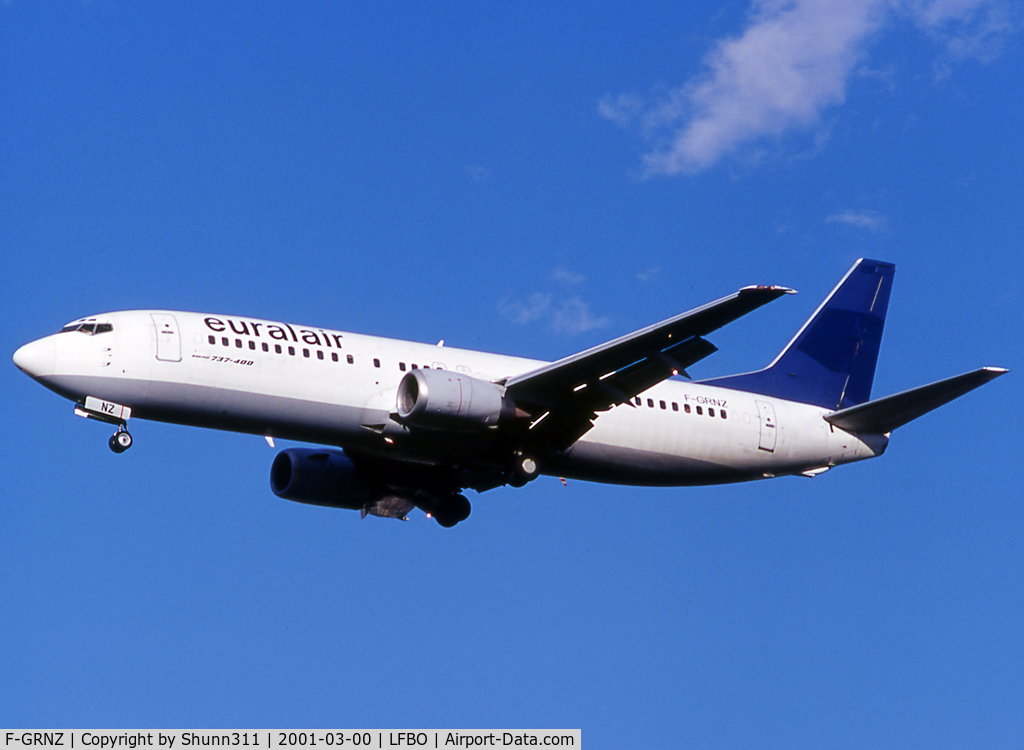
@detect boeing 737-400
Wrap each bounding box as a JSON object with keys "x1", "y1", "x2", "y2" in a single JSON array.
[{"x1": 12, "y1": 259, "x2": 1007, "y2": 526}]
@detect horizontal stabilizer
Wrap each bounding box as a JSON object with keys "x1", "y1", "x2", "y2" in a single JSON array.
[{"x1": 824, "y1": 367, "x2": 1008, "y2": 434}]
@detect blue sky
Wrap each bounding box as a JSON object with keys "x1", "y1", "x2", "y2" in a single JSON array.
[{"x1": 2, "y1": 1, "x2": 1022, "y2": 745}]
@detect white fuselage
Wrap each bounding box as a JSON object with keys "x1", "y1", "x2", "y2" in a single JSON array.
[{"x1": 18, "y1": 310, "x2": 887, "y2": 485}]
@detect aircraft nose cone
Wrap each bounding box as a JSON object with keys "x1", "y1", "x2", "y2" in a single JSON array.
[{"x1": 13, "y1": 337, "x2": 56, "y2": 379}]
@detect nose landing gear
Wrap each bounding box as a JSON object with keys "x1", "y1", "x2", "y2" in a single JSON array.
[
  {"x1": 74, "y1": 397, "x2": 135, "y2": 454},
  {"x1": 108, "y1": 427, "x2": 133, "y2": 454}
]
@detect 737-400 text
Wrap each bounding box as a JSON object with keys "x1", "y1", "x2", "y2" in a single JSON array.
[{"x1": 191, "y1": 354, "x2": 254, "y2": 366}]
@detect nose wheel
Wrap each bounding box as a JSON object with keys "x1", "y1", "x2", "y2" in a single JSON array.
[{"x1": 108, "y1": 428, "x2": 133, "y2": 454}]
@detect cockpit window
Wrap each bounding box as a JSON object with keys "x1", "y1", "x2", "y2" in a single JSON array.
[{"x1": 58, "y1": 321, "x2": 113, "y2": 335}]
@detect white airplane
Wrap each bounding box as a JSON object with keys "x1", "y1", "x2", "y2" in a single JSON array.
[{"x1": 12, "y1": 259, "x2": 1007, "y2": 527}]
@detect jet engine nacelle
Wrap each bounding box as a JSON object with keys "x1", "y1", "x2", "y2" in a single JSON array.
[
  {"x1": 270, "y1": 447, "x2": 461, "y2": 523},
  {"x1": 270, "y1": 447, "x2": 376, "y2": 510},
  {"x1": 395, "y1": 368, "x2": 514, "y2": 431}
]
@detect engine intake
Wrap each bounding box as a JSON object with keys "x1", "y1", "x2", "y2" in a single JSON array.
[
  {"x1": 396, "y1": 368, "x2": 514, "y2": 431},
  {"x1": 270, "y1": 448, "x2": 463, "y2": 523},
  {"x1": 270, "y1": 448, "x2": 376, "y2": 510}
]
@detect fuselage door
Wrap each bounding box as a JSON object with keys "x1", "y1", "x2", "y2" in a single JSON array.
[
  {"x1": 755, "y1": 399, "x2": 777, "y2": 452},
  {"x1": 151, "y1": 313, "x2": 182, "y2": 362}
]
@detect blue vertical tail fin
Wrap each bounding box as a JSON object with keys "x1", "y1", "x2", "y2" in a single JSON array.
[{"x1": 702, "y1": 259, "x2": 895, "y2": 409}]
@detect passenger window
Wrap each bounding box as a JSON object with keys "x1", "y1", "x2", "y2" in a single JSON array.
[
  {"x1": 399, "y1": 362, "x2": 406, "y2": 371},
  {"x1": 331, "y1": 352, "x2": 338, "y2": 362},
  {"x1": 696, "y1": 406, "x2": 703, "y2": 415},
  {"x1": 708, "y1": 408, "x2": 715, "y2": 417},
  {"x1": 647, "y1": 398, "x2": 654, "y2": 408},
  {"x1": 303, "y1": 349, "x2": 310, "y2": 358},
  {"x1": 660, "y1": 400, "x2": 666, "y2": 410},
  {"x1": 235, "y1": 339, "x2": 242, "y2": 348},
  {"x1": 347, "y1": 354, "x2": 354, "y2": 364},
  {"x1": 721, "y1": 410, "x2": 728, "y2": 419},
  {"x1": 222, "y1": 337, "x2": 229, "y2": 346},
  {"x1": 275, "y1": 344, "x2": 282, "y2": 354},
  {"x1": 249, "y1": 341, "x2": 256, "y2": 350},
  {"x1": 411, "y1": 364, "x2": 418, "y2": 370},
  {"x1": 317, "y1": 350, "x2": 324, "y2": 360},
  {"x1": 374, "y1": 358, "x2": 381, "y2": 368},
  {"x1": 208, "y1": 335, "x2": 216, "y2": 345},
  {"x1": 635, "y1": 397, "x2": 642, "y2": 406},
  {"x1": 262, "y1": 343, "x2": 269, "y2": 352},
  {"x1": 672, "y1": 402, "x2": 678, "y2": 412},
  {"x1": 684, "y1": 404, "x2": 691, "y2": 414},
  {"x1": 288, "y1": 346, "x2": 295, "y2": 356}
]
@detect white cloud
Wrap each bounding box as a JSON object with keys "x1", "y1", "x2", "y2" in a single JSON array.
[
  {"x1": 901, "y1": 0, "x2": 1018, "y2": 63},
  {"x1": 464, "y1": 164, "x2": 491, "y2": 182},
  {"x1": 601, "y1": 0, "x2": 1017, "y2": 175},
  {"x1": 551, "y1": 297, "x2": 611, "y2": 336},
  {"x1": 499, "y1": 269, "x2": 611, "y2": 336},
  {"x1": 648, "y1": 0, "x2": 886, "y2": 175},
  {"x1": 551, "y1": 266, "x2": 586, "y2": 285},
  {"x1": 825, "y1": 209, "x2": 889, "y2": 232},
  {"x1": 597, "y1": 94, "x2": 646, "y2": 129},
  {"x1": 498, "y1": 292, "x2": 552, "y2": 325}
]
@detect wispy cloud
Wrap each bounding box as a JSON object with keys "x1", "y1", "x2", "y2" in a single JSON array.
[
  {"x1": 600, "y1": 0, "x2": 1017, "y2": 175},
  {"x1": 597, "y1": 94, "x2": 646, "y2": 129},
  {"x1": 903, "y1": 0, "x2": 1018, "y2": 63},
  {"x1": 826, "y1": 209, "x2": 889, "y2": 232},
  {"x1": 464, "y1": 164, "x2": 491, "y2": 181},
  {"x1": 551, "y1": 266, "x2": 586, "y2": 285},
  {"x1": 636, "y1": 266, "x2": 661, "y2": 282},
  {"x1": 551, "y1": 297, "x2": 611, "y2": 336},
  {"x1": 498, "y1": 292, "x2": 552, "y2": 325},
  {"x1": 499, "y1": 268, "x2": 610, "y2": 336}
]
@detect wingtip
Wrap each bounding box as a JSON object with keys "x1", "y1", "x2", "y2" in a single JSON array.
[{"x1": 739, "y1": 284, "x2": 798, "y2": 295}]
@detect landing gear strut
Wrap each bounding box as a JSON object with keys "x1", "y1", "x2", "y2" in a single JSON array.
[{"x1": 108, "y1": 427, "x2": 133, "y2": 454}]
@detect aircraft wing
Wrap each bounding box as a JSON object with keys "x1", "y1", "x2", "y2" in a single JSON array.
[{"x1": 503, "y1": 285, "x2": 794, "y2": 450}]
